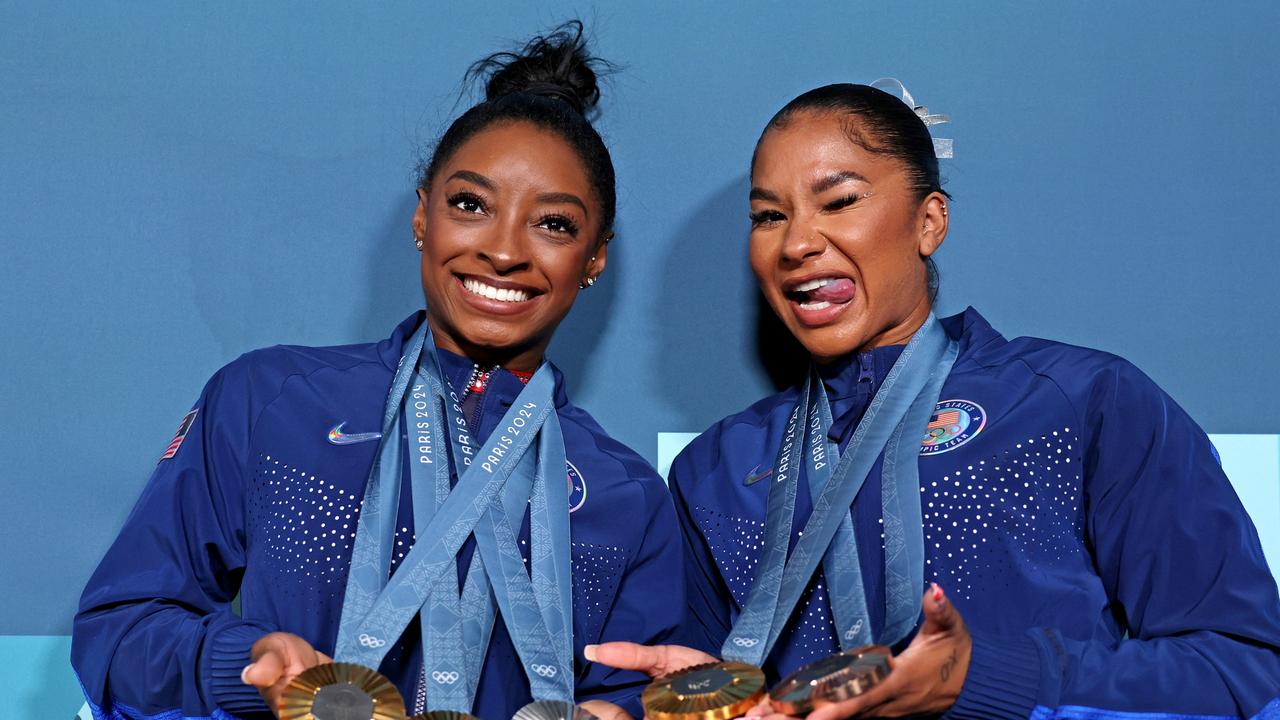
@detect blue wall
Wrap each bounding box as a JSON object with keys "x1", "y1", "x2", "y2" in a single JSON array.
[{"x1": 2, "y1": 1, "x2": 1279, "y2": 713}]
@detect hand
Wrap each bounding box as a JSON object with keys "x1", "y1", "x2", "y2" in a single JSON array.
[
  {"x1": 579, "y1": 699, "x2": 634, "y2": 720},
  {"x1": 798, "y1": 584, "x2": 970, "y2": 720},
  {"x1": 241, "y1": 631, "x2": 333, "y2": 715},
  {"x1": 584, "y1": 642, "x2": 719, "y2": 678}
]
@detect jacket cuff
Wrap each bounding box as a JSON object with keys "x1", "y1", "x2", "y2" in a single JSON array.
[
  {"x1": 943, "y1": 629, "x2": 1041, "y2": 720},
  {"x1": 206, "y1": 621, "x2": 273, "y2": 716}
]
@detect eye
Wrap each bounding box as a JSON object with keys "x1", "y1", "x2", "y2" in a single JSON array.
[
  {"x1": 447, "y1": 192, "x2": 486, "y2": 215},
  {"x1": 750, "y1": 209, "x2": 786, "y2": 228},
  {"x1": 821, "y1": 193, "x2": 862, "y2": 213},
  {"x1": 535, "y1": 213, "x2": 580, "y2": 237}
]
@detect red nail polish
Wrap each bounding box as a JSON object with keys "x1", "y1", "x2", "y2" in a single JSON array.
[{"x1": 933, "y1": 584, "x2": 944, "y2": 602}]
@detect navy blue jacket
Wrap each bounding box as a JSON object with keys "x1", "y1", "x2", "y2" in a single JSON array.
[
  {"x1": 672, "y1": 308, "x2": 1280, "y2": 719},
  {"x1": 73, "y1": 312, "x2": 684, "y2": 720}
]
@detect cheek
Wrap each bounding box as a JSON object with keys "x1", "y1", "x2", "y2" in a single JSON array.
[{"x1": 747, "y1": 236, "x2": 775, "y2": 285}]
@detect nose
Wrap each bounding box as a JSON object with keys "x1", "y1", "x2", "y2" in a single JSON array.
[
  {"x1": 779, "y1": 218, "x2": 825, "y2": 265},
  {"x1": 476, "y1": 216, "x2": 532, "y2": 274}
]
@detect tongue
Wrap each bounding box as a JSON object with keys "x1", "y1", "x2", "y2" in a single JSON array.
[{"x1": 809, "y1": 278, "x2": 855, "y2": 303}]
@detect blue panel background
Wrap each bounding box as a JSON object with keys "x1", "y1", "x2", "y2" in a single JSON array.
[{"x1": 2, "y1": 3, "x2": 1278, "y2": 710}]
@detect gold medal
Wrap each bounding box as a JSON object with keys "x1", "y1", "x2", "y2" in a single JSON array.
[
  {"x1": 512, "y1": 700, "x2": 600, "y2": 720},
  {"x1": 407, "y1": 713, "x2": 479, "y2": 720},
  {"x1": 767, "y1": 645, "x2": 891, "y2": 716},
  {"x1": 641, "y1": 661, "x2": 766, "y2": 720},
  {"x1": 278, "y1": 662, "x2": 407, "y2": 720}
]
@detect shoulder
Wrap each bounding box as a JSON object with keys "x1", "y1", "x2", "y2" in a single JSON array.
[
  {"x1": 206, "y1": 339, "x2": 392, "y2": 408},
  {"x1": 557, "y1": 403, "x2": 669, "y2": 511},
  {"x1": 668, "y1": 388, "x2": 797, "y2": 502},
  {"x1": 979, "y1": 334, "x2": 1167, "y2": 414}
]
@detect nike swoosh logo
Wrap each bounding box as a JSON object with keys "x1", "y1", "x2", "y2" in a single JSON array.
[
  {"x1": 744, "y1": 464, "x2": 773, "y2": 485},
  {"x1": 327, "y1": 421, "x2": 382, "y2": 445}
]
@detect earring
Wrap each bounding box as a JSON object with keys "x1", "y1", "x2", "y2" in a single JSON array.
[
  {"x1": 414, "y1": 236, "x2": 423, "y2": 251},
  {"x1": 579, "y1": 277, "x2": 596, "y2": 289}
]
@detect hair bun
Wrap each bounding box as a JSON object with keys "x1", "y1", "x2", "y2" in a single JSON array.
[{"x1": 471, "y1": 20, "x2": 606, "y2": 116}]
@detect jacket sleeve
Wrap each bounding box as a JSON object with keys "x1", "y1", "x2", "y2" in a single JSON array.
[
  {"x1": 946, "y1": 359, "x2": 1280, "y2": 720},
  {"x1": 668, "y1": 441, "x2": 734, "y2": 658},
  {"x1": 72, "y1": 357, "x2": 279, "y2": 719},
  {"x1": 574, "y1": 473, "x2": 687, "y2": 719}
]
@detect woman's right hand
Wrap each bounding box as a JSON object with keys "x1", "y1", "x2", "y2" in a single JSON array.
[
  {"x1": 584, "y1": 642, "x2": 719, "y2": 678},
  {"x1": 241, "y1": 631, "x2": 333, "y2": 715}
]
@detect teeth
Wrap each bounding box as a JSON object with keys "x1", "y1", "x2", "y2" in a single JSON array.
[
  {"x1": 793, "y1": 278, "x2": 837, "y2": 293},
  {"x1": 463, "y1": 278, "x2": 530, "y2": 303},
  {"x1": 799, "y1": 300, "x2": 832, "y2": 310}
]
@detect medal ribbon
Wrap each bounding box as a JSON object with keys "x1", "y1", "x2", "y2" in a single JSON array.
[
  {"x1": 722, "y1": 314, "x2": 957, "y2": 664},
  {"x1": 335, "y1": 319, "x2": 574, "y2": 709}
]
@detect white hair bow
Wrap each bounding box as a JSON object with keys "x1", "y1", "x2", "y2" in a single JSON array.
[{"x1": 870, "y1": 77, "x2": 953, "y2": 159}]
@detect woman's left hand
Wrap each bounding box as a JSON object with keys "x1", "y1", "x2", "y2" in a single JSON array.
[{"x1": 748, "y1": 584, "x2": 971, "y2": 720}]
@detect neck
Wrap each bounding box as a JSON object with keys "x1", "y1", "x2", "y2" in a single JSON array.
[
  {"x1": 857, "y1": 297, "x2": 932, "y2": 354},
  {"x1": 426, "y1": 318, "x2": 546, "y2": 374}
]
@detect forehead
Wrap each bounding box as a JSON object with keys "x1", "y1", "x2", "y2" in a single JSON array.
[
  {"x1": 753, "y1": 111, "x2": 903, "y2": 188},
  {"x1": 442, "y1": 120, "x2": 595, "y2": 195}
]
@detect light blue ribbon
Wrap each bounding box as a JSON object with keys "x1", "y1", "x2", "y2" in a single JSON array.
[
  {"x1": 722, "y1": 314, "x2": 957, "y2": 665},
  {"x1": 334, "y1": 319, "x2": 574, "y2": 710}
]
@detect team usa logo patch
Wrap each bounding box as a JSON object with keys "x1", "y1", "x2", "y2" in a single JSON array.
[
  {"x1": 161, "y1": 409, "x2": 199, "y2": 460},
  {"x1": 567, "y1": 460, "x2": 587, "y2": 513},
  {"x1": 920, "y1": 399, "x2": 986, "y2": 455}
]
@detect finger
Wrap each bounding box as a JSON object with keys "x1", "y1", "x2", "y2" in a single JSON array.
[
  {"x1": 742, "y1": 699, "x2": 774, "y2": 718},
  {"x1": 919, "y1": 582, "x2": 961, "y2": 637},
  {"x1": 584, "y1": 642, "x2": 663, "y2": 673},
  {"x1": 317, "y1": 651, "x2": 333, "y2": 665},
  {"x1": 242, "y1": 650, "x2": 285, "y2": 688},
  {"x1": 578, "y1": 700, "x2": 632, "y2": 720},
  {"x1": 808, "y1": 665, "x2": 904, "y2": 720}
]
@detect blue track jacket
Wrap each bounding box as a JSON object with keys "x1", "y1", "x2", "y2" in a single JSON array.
[
  {"x1": 73, "y1": 312, "x2": 684, "y2": 720},
  {"x1": 671, "y1": 308, "x2": 1280, "y2": 719}
]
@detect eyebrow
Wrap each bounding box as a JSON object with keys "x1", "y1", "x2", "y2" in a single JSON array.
[
  {"x1": 749, "y1": 187, "x2": 782, "y2": 203},
  {"x1": 811, "y1": 170, "x2": 868, "y2": 194},
  {"x1": 446, "y1": 170, "x2": 496, "y2": 190},
  {"x1": 536, "y1": 191, "x2": 589, "y2": 216}
]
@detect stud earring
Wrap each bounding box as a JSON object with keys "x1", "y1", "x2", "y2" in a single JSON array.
[
  {"x1": 579, "y1": 277, "x2": 596, "y2": 289},
  {"x1": 414, "y1": 236, "x2": 423, "y2": 251}
]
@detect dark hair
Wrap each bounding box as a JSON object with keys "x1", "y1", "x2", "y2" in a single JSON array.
[
  {"x1": 418, "y1": 21, "x2": 617, "y2": 237},
  {"x1": 755, "y1": 83, "x2": 948, "y2": 298}
]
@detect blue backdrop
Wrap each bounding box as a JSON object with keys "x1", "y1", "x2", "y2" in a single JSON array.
[{"x1": 3, "y1": 1, "x2": 1279, "y2": 714}]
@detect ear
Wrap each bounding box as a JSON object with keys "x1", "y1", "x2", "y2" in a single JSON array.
[
  {"x1": 412, "y1": 187, "x2": 429, "y2": 243},
  {"x1": 585, "y1": 231, "x2": 612, "y2": 281},
  {"x1": 918, "y1": 191, "x2": 949, "y2": 258}
]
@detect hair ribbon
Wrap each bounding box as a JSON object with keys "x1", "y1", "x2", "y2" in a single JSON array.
[{"x1": 870, "y1": 77, "x2": 953, "y2": 159}]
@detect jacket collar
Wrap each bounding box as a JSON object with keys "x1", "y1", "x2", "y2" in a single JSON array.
[
  {"x1": 377, "y1": 311, "x2": 570, "y2": 409},
  {"x1": 814, "y1": 306, "x2": 1005, "y2": 400}
]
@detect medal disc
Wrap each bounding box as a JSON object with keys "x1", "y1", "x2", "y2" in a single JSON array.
[
  {"x1": 278, "y1": 662, "x2": 407, "y2": 720},
  {"x1": 641, "y1": 661, "x2": 766, "y2": 720},
  {"x1": 512, "y1": 700, "x2": 600, "y2": 720},
  {"x1": 407, "y1": 713, "x2": 479, "y2": 720},
  {"x1": 768, "y1": 645, "x2": 892, "y2": 715}
]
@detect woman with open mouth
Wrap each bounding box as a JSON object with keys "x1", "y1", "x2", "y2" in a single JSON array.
[
  {"x1": 72, "y1": 23, "x2": 681, "y2": 720},
  {"x1": 590, "y1": 83, "x2": 1280, "y2": 718}
]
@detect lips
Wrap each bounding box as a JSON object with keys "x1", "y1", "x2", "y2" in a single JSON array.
[
  {"x1": 454, "y1": 274, "x2": 542, "y2": 315},
  {"x1": 783, "y1": 275, "x2": 856, "y2": 326}
]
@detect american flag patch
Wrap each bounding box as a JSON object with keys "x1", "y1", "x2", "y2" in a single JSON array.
[
  {"x1": 929, "y1": 410, "x2": 961, "y2": 430},
  {"x1": 161, "y1": 409, "x2": 198, "y2": 460}
]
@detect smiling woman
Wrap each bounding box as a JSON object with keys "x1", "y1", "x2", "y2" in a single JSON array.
[{"x1": 71, "y1": 21, "x2": 680, "y2": 720}]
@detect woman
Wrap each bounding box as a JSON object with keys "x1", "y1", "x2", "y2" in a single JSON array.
[
  {"x1": 590, "y1": 84, "x2": 1280, "y2": 718},
  {"x1": 72, "y1": 24, "x2": 681, "y2": 720}
]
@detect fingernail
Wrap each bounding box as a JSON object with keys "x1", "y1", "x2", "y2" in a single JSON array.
[
  {"x1": 240, "y1": 664, "x2": 255, "y2": 684},
  {"x1": 932, "y1": 583, "x2": 944, "y2": 602},
  {"x1": 583, "y1": 644, "x2": 598, "y2": 662}
]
